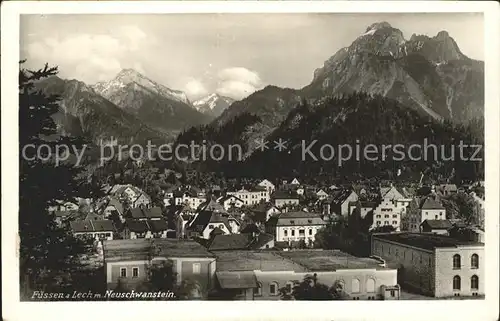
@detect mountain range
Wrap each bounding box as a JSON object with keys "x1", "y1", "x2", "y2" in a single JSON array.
[
  {"x1": 193, "y1": 93, "x2": 235, "y2": 117},
  {"x1": 36, "y1": 69, "x2": 225, "y2": 144},
  {"x1": 35, "y1": 21, "x2": 484, "y2": 171},
  {"x1": 175, "y1": 22, "x2": 484, "y2": 180}
]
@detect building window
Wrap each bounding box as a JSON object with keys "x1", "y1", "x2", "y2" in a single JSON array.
[
  {"x1": 392, "y1": 221, "x2": 397, "y2": 225},
  {"x1": 308, "y1": 229, "x2": 312, "y2": 235},
  {"x1": 435, "y1": 215, "x2": 438, "y2": 219},
  {"x1": 390, "y1": 290, "x2": 395, "y2": 297},
  {"x1": 392, "y1": 215, "x2": 397, "y2": 218},
  {"x1": 284, "y1": 230, "x2": 288, "y2": 237},
  {"x1": 270, "y1": 282, "x2": 279, "y2": 296},
  {"x1": 209, "y1": 224, "x2": 214, "y2": 229},
  {"x1": 120, "y1": 267, "x2": 127, "y2": 278},
  {"x1": 471, "y1": 275, "x2": 479, "y2": 290},
  {"x1": 366, "y1": 278, "x2": 375, "y2": 293},
  {"x1": 192, "y1": 263, "x2": 201, "y2": 274},
  {"x1": 471, "y1": 254, "x2": 479, "y2": 269},
  {"x1": 453, "y1": 254, "x2": 461, "y2": 269},
  {"x1": 453, "y1": 275, "x2": 461, "y2": 290},
  {"x1": 286, "y1": 281, "x2": 294, "y2": 293},
  {"x1": 299, "y1": 229, "x2": 305, "y2": 236},
  {"x1": 351, "y1": 279, "x2": 360, "y2": 293},
  {"x1": 291, "y1": 230, "x2": 295, "y2": 236},
  {"x1": 132, "y1": 267, "x2": 139, "y2": 278},
  {"x1": 384, "y1": 215, "x2": 389, "y2": 218},
  {"x1": 253, "y1": 282, "x2": 262, "y2": 296},
  {"x1": 376, "y1": 215, "x2": 381, "y2": 218}
]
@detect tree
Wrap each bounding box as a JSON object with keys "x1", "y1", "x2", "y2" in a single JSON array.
[
  {"x1": 281, "y1": 274, "x2": 348, "y2": 300},
  {"x1": 149, "y1": 260, "x2": 177, "y2": 292},
  {"x1": 19, "y1": 62, "x2": 101, "y2": 297},
  {"x1": 442, "y1": 192, "x2": 478, "y2": 224}
]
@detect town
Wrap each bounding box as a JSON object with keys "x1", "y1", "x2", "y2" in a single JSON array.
[{"x1": 50, "y1": 171, "x2": 485, "y2": 300}]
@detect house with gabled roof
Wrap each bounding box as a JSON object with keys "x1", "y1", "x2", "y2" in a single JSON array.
[
  {"x1": 266, "y1": 211, "x2": 326, "y2": 246},
  {"x1": 272, "y1": 190, "x2": 300, "y2": 208},
  {"x1": 251, "y1": 202, "x2": 281, "y2": 224},
  {"x1": 404, "y1": 195, "x2": 447, "y2": 232},
  {"x1": 70, "y1": 219, "x2": 115, "y2": 241},
  {"x1": 126, "y1": 206, "x2": 163, "y2": 221},
  {"x1": 330, "y1": 189, "x2": 358, "y2": 217},
  {"x1": 217, "y1": 194, "x2": 245, "y2": 211},
  {"x1": 257, "y1": 179, "x2": 275, "y2": 193},
  {"x1": 420, "y1": 219, "x2": 452, "y2": 235}
]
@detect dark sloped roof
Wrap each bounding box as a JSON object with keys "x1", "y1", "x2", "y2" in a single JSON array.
[
  {"x1": 275, "y1": 211, "x2": 325, "y2": 226},
  {"x1": 331, "y1": 189, "x2": 355, "y2": 204},
  {"x1": 249, "y1": 233, "x2": 274, "y2": 249},
  {"x1": 421, "y1": 219, "x2": 452, "y2": 229},
  {"x1": 216, "y1": 271, "x2": 257, "y2": 289},
  {"x1": 272, "y1": 190, "x2": 299, "y2": 200},
  {"x1": 148, "y1": 219, "x2": 169, "y2": 232},
  {"x1": 107, "y1": 197, "x2": 124, "y2": 214},
  {"x1": 70, "y1": 219, "x2": 114, "y2": 232},
  {"x1": 144, "y1": 206, "x2": 163, "y2": 219},
  {"x1": 129, "y1": 208, "x2": 144, "y2": 219},
  {"x1": 420, "y1": 196, "x2": 445, "y2": 210},
  {"x1": 209, "y1": 234, "x2": 251, "y2": 251},
  {"x1": 126, "y1": 220, "x2": 149, "y2": 233}
]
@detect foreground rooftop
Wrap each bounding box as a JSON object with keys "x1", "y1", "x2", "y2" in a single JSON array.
[
  {"x1": 373, "y1": 232, "x2": 484, "y2": 251},
  {"x1": 277, "y1": 250, "x2": 388, "y2": 271}
]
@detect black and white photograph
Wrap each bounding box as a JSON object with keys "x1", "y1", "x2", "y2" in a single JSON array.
[{"x1": 2, "y1": 1, "x2": 499, "y2": 321}]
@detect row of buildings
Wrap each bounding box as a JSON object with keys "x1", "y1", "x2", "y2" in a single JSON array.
[{"x1": 102, "y1": 230, "x2": 484, "y2": 299}]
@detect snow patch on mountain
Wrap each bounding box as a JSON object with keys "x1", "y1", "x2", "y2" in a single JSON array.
[{"x1": 93, "y1": 69, "x2": 190, "y2": 105}]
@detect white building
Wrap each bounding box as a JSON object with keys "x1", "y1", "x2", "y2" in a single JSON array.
[
  {"x1": 266, "y1": 211, "x2": 326, "y2": 245},
  {"x1": 258, "y1": 179, "x2": 276, "y2": 193},
  {"x1": 406, "y1": 195, "x2": 447, "y2": 232},
  {"x1": 372, "y1": 232, "x2": 484, "y2": 298},
  {"x1": 227, "y1": 187, "x2": 269, "y2": 206},
  {"x1": 217, "y1": 195, "x2": 245, "y2": 211}
]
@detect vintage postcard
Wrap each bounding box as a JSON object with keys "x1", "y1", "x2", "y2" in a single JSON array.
[{"x1": 2, "y1": 1, "x2": 499, "y2": 321}]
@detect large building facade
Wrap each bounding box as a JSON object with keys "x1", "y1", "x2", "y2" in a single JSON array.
[{"x1": 371, "y1": 233, "x2": 484, "y2": 298}]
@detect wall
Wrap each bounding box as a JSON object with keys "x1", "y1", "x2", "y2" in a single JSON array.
[
  {"x1": 434, "y1": 246, "x2": 484, "y2": 298},
  {"x1": 421, "y1": 209, "x2": 446, "y2": 223},
  {"x1": 372, "y1": 238, "x2": 435, "y2": 296},
  {"x1": 275, "y1": 224, "x2": 324, "y2": 243},
  {"x1": 372, "y1": 199, "x2": 402, "y2": 231},
  {"x1": 275, "y1": 199, "x2": 299, "y2": 208},
  {"x1": 106, "y1": 260, "x2": 149, "y2": 290},
  {"x1": 252, "y1": 269, "x2": 397, "y2": 300},
  {"x1": 177, "y1": 257, "x2": 217, "y2": 294}
]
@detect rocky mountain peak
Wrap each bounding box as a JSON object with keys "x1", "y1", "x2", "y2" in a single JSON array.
[
  {"x1": 435, "y1": 30, "x2": 450, "y2": 40},
  {"x1": 365, "y1": 21, "x2": 392, "y2": 32}
]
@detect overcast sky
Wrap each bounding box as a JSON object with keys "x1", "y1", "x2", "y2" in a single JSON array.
[{"x1": 20, "y1": 13, "x2": 483, "y2": 101}]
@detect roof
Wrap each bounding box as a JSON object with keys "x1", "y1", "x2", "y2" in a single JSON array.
[
  {"x1": 420, "y1": 196, "x2": 445, "y2": 210},
  {"x1": 144, "y1": 207, "x2": 163, "y2": 219},
  {"x1": 209, "y1": 234, "x2": 251, "y2": 251},
  {"x1": 272, "y1": 190, "x2": 299, "y2": 200},
  {"x1": 125, "y1": 219, "x2": 149, "y2": 233},
  {"x1": 249, "y1": 233, "x2": 275, "y2": 249},
  {"x1": 103, "y1": 239, "x2": 215, "y2": 262},
  {"x1": 373, "y1": 232, "x2": 484, "y2": 251},
  {"x1": 106, "y1": 197, "x2": 124, "y2": 214},
  {"x1": 214, "y1": 251, "x2": 307, "y2": 272},
  {"x1": 277, "y1": 250, "x2": 389, "y2": 271},
  {"x1": 421, "y1": 219, "x2": 452, "y2": 230},
  {"x1": 188, "y1": 210, "x2": 232, "y2": 233},
  {"x1": 216, "y1": 271, "x2": 258, "y2": 289},
  {"x1": 129, "y1": 208, "x2": 144, "y2": 219},
  {"x1": 331, "y1": 189, "x2": 356, "y2": 205},
  {"x1": 218, "y1": 194, "x2": 243, "y2": 203},
  {"x1": 274, "y1": 211, "x2": 326, "y2": 227},
  {"x1": 70, "y1": 219, "x2": 115, "y2": 233},
  {"x1": 252, "y1": 202, "x2": 278, "y2": 213},
  {"x1": 199, "y1": 199, "x2": 227, "y2": 213},
  {"x1": 148, "y1": 219, "x2": 169, "y2": 232}
]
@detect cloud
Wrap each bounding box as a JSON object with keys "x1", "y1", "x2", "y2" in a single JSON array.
[
  {"x1": 183, "y1": 79, "x2": 209, "y2": 99},
  {"x1": 24, "y1": 25, "x2": 152, "y2": 84},
  {"x1": 216, "y1": 67, "x2": 263, "y2": 100}
]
